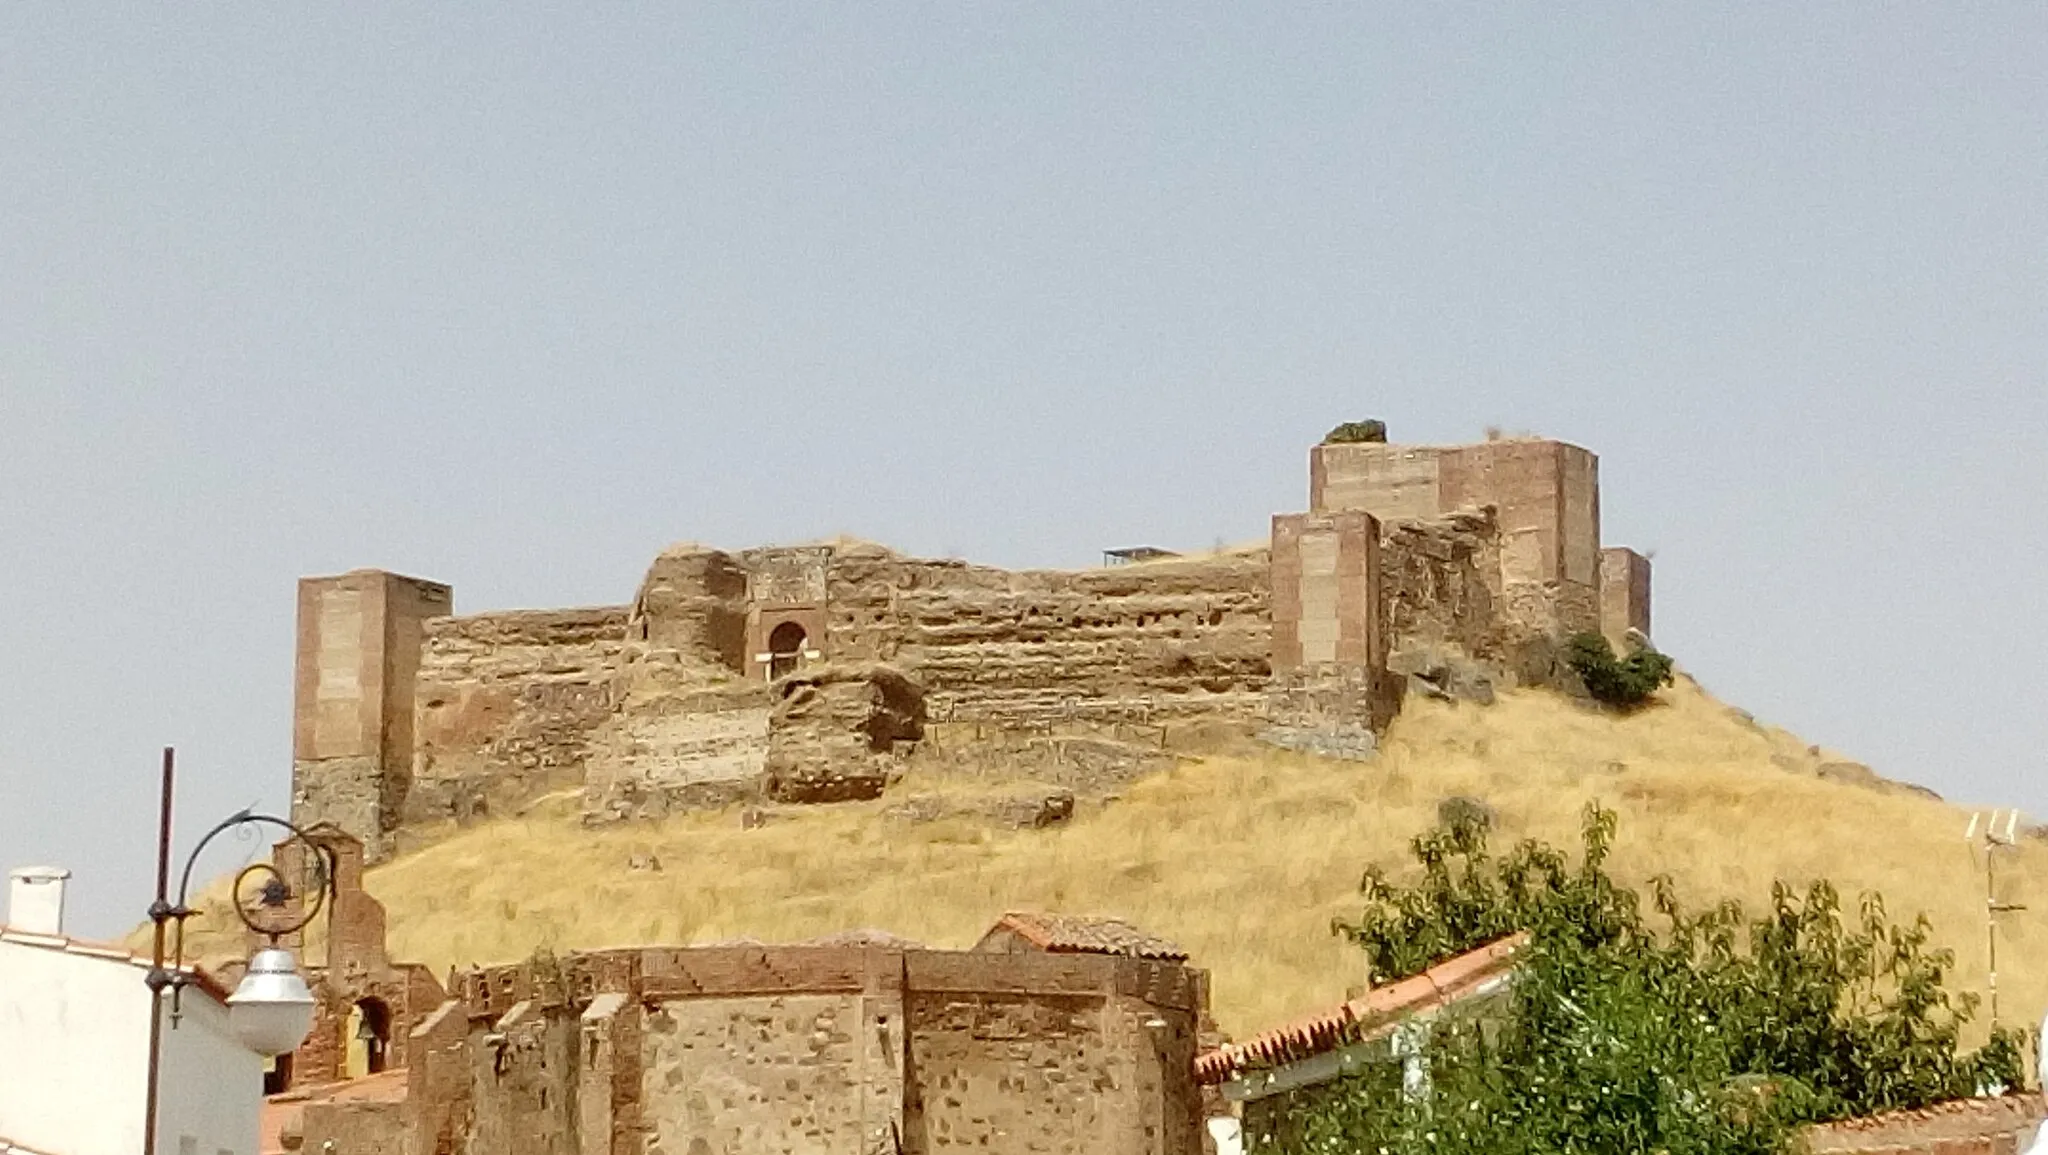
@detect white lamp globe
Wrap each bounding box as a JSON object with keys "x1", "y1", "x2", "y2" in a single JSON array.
[{"x1": 226, "y1": 946, "x2": 317, "y2": 1056}]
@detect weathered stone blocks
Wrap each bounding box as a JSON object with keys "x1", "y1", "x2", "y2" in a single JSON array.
[{"x1": 764, "y1": 663, "x2": 925, "y2": 803}]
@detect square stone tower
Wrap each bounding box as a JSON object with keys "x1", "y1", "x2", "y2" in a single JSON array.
[
  {"x1": 1310, "y1": 433, "x2": 1604, "y2": 637},
  {"x1": 291, "y1": 570, "x2": 452, "y2": 861},
  {"x1": 1599, "y1": 546, "x2": 1652, "y2": 645}
]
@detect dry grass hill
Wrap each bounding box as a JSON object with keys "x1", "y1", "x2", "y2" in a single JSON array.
[{"x1": 182, "y1": 674, "x2": 2048, "y2": 1042}]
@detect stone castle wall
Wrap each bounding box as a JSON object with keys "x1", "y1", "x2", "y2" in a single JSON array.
[
  {"x1": 290, "y1": 425, "x2": 1654, "y2": 856},
  {"x1": 290, "y1": 570, "x2": 452, "y2": 862},
  {"x1": 1310, "y1": 436, "x2": 1605, "y2": 639},
  {"x1": 1600, "y1": 546, "x2": 1653, "y2": 645},
  {"x1": 407, "y1": 607, "x2": 631, "y2": 832},
  {"x1": 819, "y1": 544, "x2": 1273, "y2": 723}
]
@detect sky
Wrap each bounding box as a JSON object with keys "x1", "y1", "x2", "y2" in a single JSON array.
[{"x1": 2, "y1": 4, "x2": 2044, "y2": 940}]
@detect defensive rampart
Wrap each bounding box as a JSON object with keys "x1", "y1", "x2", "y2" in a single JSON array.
[{"x1": 290, "y1": 424, "x2": 1655, "y2": 857}]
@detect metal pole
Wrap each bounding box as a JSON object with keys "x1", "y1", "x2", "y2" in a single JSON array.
[
  {"x1": 1988, "y1": 844, "x2": 1998, "y2": 1027},
  {"x1": 143, "y1": 747, "x2": 174, "y2": 1155}
]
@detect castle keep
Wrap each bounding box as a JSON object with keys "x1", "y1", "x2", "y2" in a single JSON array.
[{"x1": 290, "y1": 428, "x2": 1653, "y2": 859}]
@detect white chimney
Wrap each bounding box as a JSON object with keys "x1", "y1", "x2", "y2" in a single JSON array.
[{"x1": 7, "y1": 866, "x2": 71, "y2": 935}]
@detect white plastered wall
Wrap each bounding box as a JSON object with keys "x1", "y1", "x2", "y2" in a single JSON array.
[{"x1": 0, "y1": 937, "x2": 261, "y2": 1155}]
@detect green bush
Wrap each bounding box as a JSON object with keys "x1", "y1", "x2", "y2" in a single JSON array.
[
  {"x1": 1259, "y1": 808, "x2": 2025, "y2": 1155},
  {"x1": 1323, "y1": 419, "x2": 1388, "y2": 444},
  {"x1": 1566, "y1": 631, "x2": 1675, "y2": 708}
]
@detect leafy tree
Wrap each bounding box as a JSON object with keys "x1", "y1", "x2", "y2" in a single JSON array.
[
  {"x1": 1258, "y1": 807, "x2": 2024, "y2": 1155},
  {"x1": 1566, "y1": 632, "x2": 1676, "y2": 709}
]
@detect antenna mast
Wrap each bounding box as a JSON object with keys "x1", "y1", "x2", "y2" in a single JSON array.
[{"x1": 1965, "y1": 809, "x2": 2027, "y2": 1028}]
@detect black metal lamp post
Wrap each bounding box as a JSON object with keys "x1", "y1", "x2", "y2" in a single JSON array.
[{"x1": 141, "y1": 748, "x2": 335, "y2": 1155}]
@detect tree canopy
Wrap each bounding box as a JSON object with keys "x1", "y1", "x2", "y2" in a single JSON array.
[{"x1": 1257, "y1": 806, "x2": 2024, "y2": 1155}]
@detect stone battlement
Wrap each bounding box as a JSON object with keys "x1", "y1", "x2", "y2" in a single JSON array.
[{"x1": 290, "y1": 425, "x2": 1653, "y2": 856}]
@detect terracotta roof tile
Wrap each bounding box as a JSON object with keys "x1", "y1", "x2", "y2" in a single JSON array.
[
  {"x1": 1194, "y1": 932, "x2": 1527, "y2": 1085},
  {"x1": 980, "y1": 912, "x2": 1189, "y2": 960}
]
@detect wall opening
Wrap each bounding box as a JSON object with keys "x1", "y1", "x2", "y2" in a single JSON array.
[
  {"x1": 345, "y1": 997, "x2": 392, "y2": 1077},
  {"x1": 767, "y1": 621, "x2": 807, "y2": 680},
  {"x1": 263, "y1": 1051, "x2": 294, "y2": 1096}
]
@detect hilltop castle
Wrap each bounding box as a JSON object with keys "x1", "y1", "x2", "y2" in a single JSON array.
[{"x1": 290, "y1": 426, "x2": 1651, "y2": 859}]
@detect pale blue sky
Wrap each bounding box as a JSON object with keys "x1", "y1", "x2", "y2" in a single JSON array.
[{"x1": 3, "y1": 4, "x2": 2044, "y2": 939}]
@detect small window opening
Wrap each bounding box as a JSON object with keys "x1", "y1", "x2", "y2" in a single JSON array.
[
  {"x1": 767, "y1": 621, "x2": 807, "y2": 680},
  {"x1": 263, "y1": 1051, "x2": 295, "y2": 1096}
]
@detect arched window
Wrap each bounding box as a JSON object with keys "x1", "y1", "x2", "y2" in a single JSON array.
[
  {"x1": 767, "y1": 621, "x2": 807, "y2": 680},
  {"x1": 345, "y1": 998, "x2": 392, "y2": 1077}
]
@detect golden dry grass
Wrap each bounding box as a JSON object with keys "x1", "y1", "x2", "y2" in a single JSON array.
[{"x1": 206, "y1": 675, "x2": 2048, "y2": 1041}]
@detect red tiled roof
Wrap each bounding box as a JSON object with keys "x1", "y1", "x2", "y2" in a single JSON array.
[
  {"x1": 0, "y1": 924, "x2": 233, "y2": 1002},
  {"x1": 981, "y1": 912, "x2": 1189, "y2": 960},
  {"x1": 1195, "y1": 933, "x2": 1527, "y2": 1085}
]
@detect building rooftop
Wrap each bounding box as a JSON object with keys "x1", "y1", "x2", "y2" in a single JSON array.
[
  {"x1": 1101, "y1": 546, "x2": 1181, "y2": 565},
  {"x1": 1195, "y1": 932, "x2": 1526, "y2": 1085},
  {"x1": 261, "y1": 1070, "x2": 411, "y2": 1155},
  {"x1": 0, "y1": 924, "x2": 233, "y2": 1002},
  {"x1": 978, "y1": 912, "x2": 1189, "y2": 961}
]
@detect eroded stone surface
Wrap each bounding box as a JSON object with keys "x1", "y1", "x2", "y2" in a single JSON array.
[{"x1": 290, "y1": 426, "x2": 1660, "y2": 853}]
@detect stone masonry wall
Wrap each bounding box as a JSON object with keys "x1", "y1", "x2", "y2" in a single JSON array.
[
  {"x1": 1308, "y1": 443, "x2": 1444, "y2": 522},
  {"x1": 902, "y1": 952, "x2": 1202, "y2": 1155},
  {"x1": 406, "y1": 607, "x2": 630, "y2": 834},
  {"x1": 420, "y1": 945, "x2": 1206, "y2": 1155},
  {"x1": 309, "y1": 539, "x2": 1273, "y2": 837},
  {"x1": 1436, "y1": 439, "x2": 1601, "y2": 637},
  {"x1": 763, "y1": 663, "x2": 926, "y2": 803},
  {"x1": 820, "y1": 543, "x2": 1272, "y2": 725},
  {"x1": 1308, "y1": 435, "x2": 1606, "y2": 642},
  {"x1": 1267, "y1": 511, "x2": 1397, "y2": 732},
  {"x1": 265, "y1": 831, "x2": 448, "y2": 1090},
  {"x1": 468, "y1": 998, "x2": 582, "y2": 1155},
  {"x1": 1270, "y1": 511, "x2": 1381, "y2": 674},
  {"x1": 640, "y1": 993, "x2": 898, "y2": 1153},
  {"x1": 1377, "y1": 510, "x2": 1506, "y2": 665},
  {"x1": 1600, "y1": 546, "x2": 1653, "y2": 645},
  {"x1": 296, "y1": 543, "x2": 1271, "y2": 840},
  {"x1": 291, "y1": 570, "x2": 453, "y2": 860}
]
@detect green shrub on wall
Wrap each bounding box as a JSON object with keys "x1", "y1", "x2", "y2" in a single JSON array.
[
  {"x1": 1322, "y1": 420, "x2": 1389, "y2": 444},
  {"x1": 1565, "y1": 631, "x2": 1675, "y2": 708},
  {"x1": 1256, "y1": 807, "x2": 2025, "y2": 1155}
]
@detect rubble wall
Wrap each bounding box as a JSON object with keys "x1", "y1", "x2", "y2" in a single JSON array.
[
  {"x1": 902, "y1": 951, "x2": 1202, "y2": 1155},
  {"x1": 436, "y1": 946, "x2": 1206, "y2": 1155},
  {"x1": 640, "y1": 993, "x2": 899, "y2": 1153},
  {"x1": 1378, "y1": 511, "x2": 1507, "y2": 663},
  {"x1": 466, "y1": 1001, "x2": 581, "y2": 1155},
  {"x1": 405, "y1": 607, "x2": 629, "y2": 831}
]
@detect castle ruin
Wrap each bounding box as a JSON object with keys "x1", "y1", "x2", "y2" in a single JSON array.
[{"x1": 290, "y1": 427, "x2": 1652, "y2": 859}]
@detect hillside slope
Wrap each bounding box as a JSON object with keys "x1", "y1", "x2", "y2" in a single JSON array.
[{"x1": 275, "y1": 676, "x2": 2048, "y2": 1039}]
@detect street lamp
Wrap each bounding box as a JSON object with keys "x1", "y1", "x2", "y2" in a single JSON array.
[{"x1": 142, "y1": 748, "x2": 334, "y2": 1155}]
